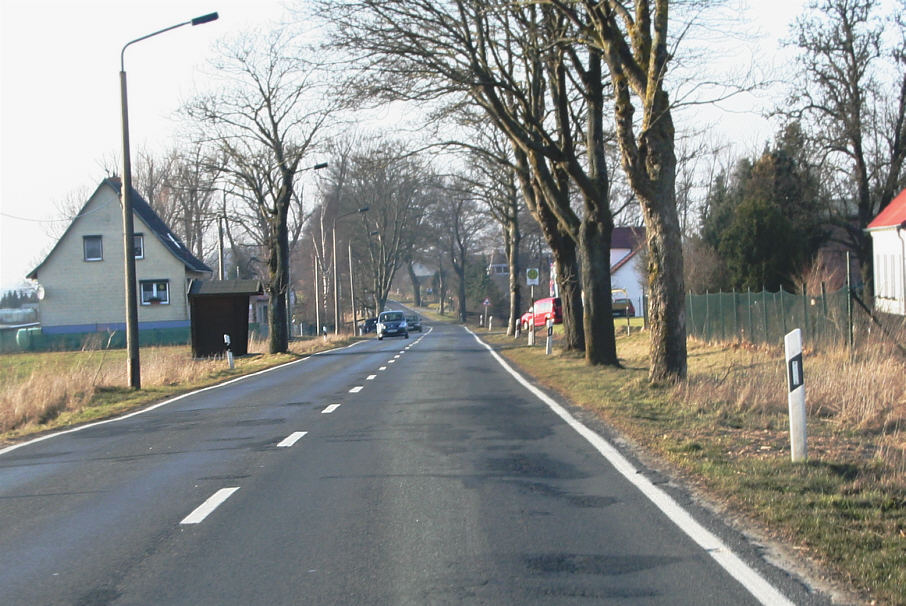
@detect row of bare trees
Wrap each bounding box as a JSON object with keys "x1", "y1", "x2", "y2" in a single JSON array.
[{"x1": 314, "y1": 0, "x2": 687, "y2": 381}]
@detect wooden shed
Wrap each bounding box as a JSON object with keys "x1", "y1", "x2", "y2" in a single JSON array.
[{"x1": 188, "y1": 279, "x2": 262, "y2": 357}]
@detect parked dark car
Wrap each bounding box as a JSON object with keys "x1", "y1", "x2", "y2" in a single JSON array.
[
  {"x1": 405, "y1": 313, "x2": 422, "y2": 332},
  {"x1": 377, "y1": 310, "x2": 408, "y2": 340},
  {"x1": 359, "y1": 317, "x2": 378, "y2": 334}
]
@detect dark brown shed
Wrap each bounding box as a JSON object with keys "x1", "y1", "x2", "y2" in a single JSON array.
[{"x1": 188, "y1": 279, "x2": 262, "y2": 357}]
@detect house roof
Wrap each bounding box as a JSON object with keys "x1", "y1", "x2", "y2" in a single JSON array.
[
  {"x1": 27, "y1": 178, "x2": 211, "y2": 279},
  {"x1": 867, "y1": 189, "x2": 906, "y2": 230},
  {"x1": 612, "y1": 226, "x2": 646, "y2": 250},
  {"x1": 611, "y1": 248, "x2": 640, "y2": 274}
]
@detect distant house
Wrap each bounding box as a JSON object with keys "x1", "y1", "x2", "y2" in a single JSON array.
[
  {"x1": 866, "y1": 190, "x2": 906, "y2": 315},
  {"x1": 484, "y1": 226, "x2": 648, "y2": 311},
  {"x1": 610, "y1": 226, "x2": 646, "y2": 310},
  {"x1": 27, "y1": 178, "x2": 212, "y2": 334}
]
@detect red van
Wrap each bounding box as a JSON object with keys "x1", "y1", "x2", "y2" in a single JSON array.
[{"x1": 520, "y1": 297, "x2": 562, "y2": 330}]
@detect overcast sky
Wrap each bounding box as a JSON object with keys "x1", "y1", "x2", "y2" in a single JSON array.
[{"x1": 0, "y1": 0, "x2": 805, "y2": 292}]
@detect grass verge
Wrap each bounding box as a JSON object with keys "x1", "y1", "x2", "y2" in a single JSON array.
[
  {"x1": 480, "y1": 328, "x2": 905, "y2": 606},
  {"x1": 0, "y1": 334, "x2": 361, "y2": 444}
]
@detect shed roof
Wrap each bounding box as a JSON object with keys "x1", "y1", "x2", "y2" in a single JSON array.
[
  {"x1": 188, "y1": 279, "x2": 262, "y2": 297},
  {"x1": 867, "y1": 189, "x2": 906, "y2": 230}
]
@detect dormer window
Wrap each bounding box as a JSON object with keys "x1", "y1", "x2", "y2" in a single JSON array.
[
  {"x1": 134, "y1": 234, "x2": 144, "y2": 259},
  {"x1": 83, "y1": 235, "x2": 103, "y2": 261}
]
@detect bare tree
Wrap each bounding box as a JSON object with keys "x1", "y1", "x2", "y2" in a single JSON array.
[
  {"x1": 184, "y1": 29, "x2": 333, "y2": 353},
  {"x1": 786, "y1": 0, "x2": 906, "y2": 293},
  {"x1": 331, "y1": 141, "x2": 436, "y2": 316},
  {"x1": 548, "y1": 0, "x2": 688, "y2": 381},
  {"x1": 314, "y1": 0, "x2": 620, "y2": 363}
]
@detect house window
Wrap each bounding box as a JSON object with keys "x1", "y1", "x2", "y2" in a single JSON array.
[
  {"x1": 140, "y1": 280, "x2": 169, "y2": 305},
  {"x1": 133, "y1": 234, "x2": 144, "y2": 259},
  {"x1": 83, "y1": 235, "x2": 103, "y2": 261}
]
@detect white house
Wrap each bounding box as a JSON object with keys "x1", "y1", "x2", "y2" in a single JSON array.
[
  {"x1": 485, "y1": 226, "x2": 647, "y2": 312},
  {"x1": 866, "y1": 189, "x2": 906, "y2": 315},
  {"x1": 27, "y1": 178, "x2": 212, "y2": 334},
  {"x1": 610, "y1": 226, "x2": 646, "y2": 312}
]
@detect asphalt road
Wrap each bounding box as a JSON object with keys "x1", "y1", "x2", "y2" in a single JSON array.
[{"x1": 0, "y1": 319, "x2": 829, "y2": 605}]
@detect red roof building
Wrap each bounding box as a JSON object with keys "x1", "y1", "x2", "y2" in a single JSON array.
[{"x1": 866, "y1": 190, "x2": 906, "y2": 315}]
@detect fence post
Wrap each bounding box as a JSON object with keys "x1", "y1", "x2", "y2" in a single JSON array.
[
  {"x1": 820, "y1": 282, "x2": 828, "y2": 345},
  {"x1": 747, "y1": 288, "x2": 753, "y2": 344},
  {"x1": 687, "y1": 292, "x2": 694, "y2": 338},
  {"x1": 705, "y1": 290, "x2": 710, "y2": 342},
  {"x1": 762, "y1": 290, "x2": 769, "y2": 345},
  {"x1": 802, "y1": 285, "x2": 809, "y2": 343},
  {"x1": 780, "y1": 288, "x2": 787, "y2": 338},
  {"x1": 719, "y1": 289, "x2": 725, "y2": 341},
  {"x1": 846, "y1": 251, "x2": 854, "y2": 349},
  {"x1": 733, "y1": 291, "x2": 739, "y2": 341}
]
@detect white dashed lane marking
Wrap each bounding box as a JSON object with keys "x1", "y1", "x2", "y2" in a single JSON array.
[
  {"x1": 181, "y1": 487, "x2": 240, "y2": 525},
  {"x1": 277, "y1": 431, "x2": 307, "y2": 448},
  {"x1": 349, "y1": 386, "x2": 363, "y2": 393},
  {"x1": 366, "y1": 375, "x2": 376, "y2": 380},
  {"x1": 322, "y1": 403, "x2": 341, "y2": 414}
]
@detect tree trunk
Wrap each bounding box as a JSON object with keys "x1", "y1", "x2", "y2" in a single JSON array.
[
  {"x1": 506, "y1": 217, "x2": 522, "y2": 335},
  {"x1": 578, "y1": 215, "x2": 618, "y2": 365},
  {"x1": 267, "y1": 208, "x2": 290, "y2": 353},
  {"x1": 639, "y1": 177, "x2": 687, "y2": 382},
  {"x1": 407, "y1": 261, "x2": 422, "y2": 307}
]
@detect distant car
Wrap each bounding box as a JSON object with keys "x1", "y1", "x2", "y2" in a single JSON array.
[
  {"x1": 611, "y1": 289, "x2": 635, "y2": 317},
  {"x1": 405, "y1": 313, "x2": 422, "y2": 332},
  {"x1": 377, "y1": 310, "x2": 408, "y2": 340},
  {"x1": 519, "y1": 297, "x2": 562, "y2": 330},
  {"x1": 359, "y1": 317, "x2": 378, "y2": 334}
]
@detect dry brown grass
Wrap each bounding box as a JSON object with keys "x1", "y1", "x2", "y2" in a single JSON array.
[
  {"x1": 672, "y1": 335, "x2": 906, "y2": 482},
  {"x1": 0, "y1": 333, "x2": 361, "y2": 438}
]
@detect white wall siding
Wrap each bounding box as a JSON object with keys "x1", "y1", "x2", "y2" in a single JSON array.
[{"x1": 871, "y1": 228, "x2": 906, "y2": 315}]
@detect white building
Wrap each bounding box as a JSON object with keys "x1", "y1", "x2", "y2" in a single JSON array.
[{"x1": 866, "y1": 189, "x2": 906, "y2": 316}]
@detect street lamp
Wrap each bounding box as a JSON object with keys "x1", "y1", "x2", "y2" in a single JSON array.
[
  {"x1": 333, "y1": 206, "x2": 368, "y2": 334},
  {"x1": 120, "y1": 11, "x2": 219, "y2": 389}
]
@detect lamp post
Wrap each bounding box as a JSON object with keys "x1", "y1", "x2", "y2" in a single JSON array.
[
  {"x1": 120, "y1": 12, "x2": 218, "y2": 389},
  {"x1": 333, "y1": 206, "x2": 369, "y2": 334}
]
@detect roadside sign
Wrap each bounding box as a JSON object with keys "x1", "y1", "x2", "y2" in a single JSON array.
[
  {"x1": 526, "y1": 268, "x2": 540, "y2": 286},
  {"x1": 483, "y1": 298, "x2": 490, "y2": 306}
]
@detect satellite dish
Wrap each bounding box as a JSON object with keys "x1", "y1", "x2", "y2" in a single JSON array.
[{"x1": 36, "y1": 285, "x2": 45, "y2": 301}]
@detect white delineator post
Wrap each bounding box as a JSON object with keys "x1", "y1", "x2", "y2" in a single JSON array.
[
  {"x1": 545, "y1": 318, "x2": 553, "y2": 355},
  {"x1": 784, "y1": 329, "x2": 807, "y2": 462}
]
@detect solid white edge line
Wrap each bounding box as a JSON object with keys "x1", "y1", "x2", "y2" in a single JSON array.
[
  {"x1": 322, "y1": 403, "x2": 341, "y2": 414},
  {"x1": 277, "y1": 431, "x2": 308, "y2": 448},
  {"x1": 181, "y1": 487, "x2": 240, "y2": 525},
  {"x1": 465, "y1": 326, "x2": 794, "y2": 606},
  {"x1": 0, "y1": 340, "x2": 366, "y2": 457},
  {"x1": 349, "y1": 386, "x2": 363, "y2": 393}
]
